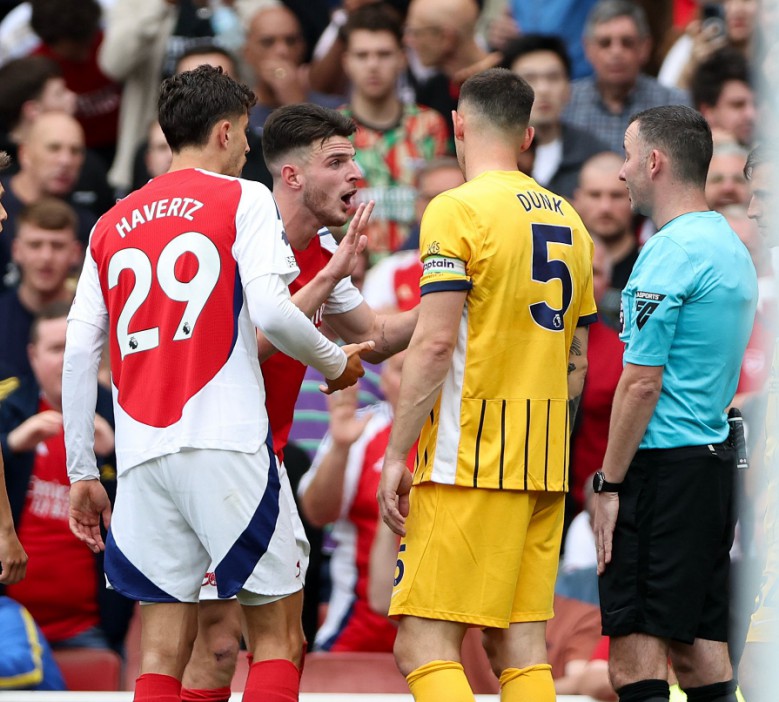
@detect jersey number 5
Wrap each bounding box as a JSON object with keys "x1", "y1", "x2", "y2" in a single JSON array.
[
  {"x1": 108, "y1": 232, "x2": 221, "y2": 359},
  {"x1": 529, "y1": 223, "x2": 573, "y2": 331}
]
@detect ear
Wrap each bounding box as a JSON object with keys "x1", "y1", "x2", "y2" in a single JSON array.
[
  {"x1": 280, "y1": 163, "x2": 302, "y2": 190},
  {"x1": 69, "y1": 239, "x2": 83, "y2": 267},
  {"x1": 215, "y1": 119, "x2": 232, "y2": 150},
  {"x1": 520, "y1": 126, "x2": 534, "y2": 153},
  {"x1": 452, "y1": 110, "x2": 464, "y2": 142},
  {"x1": 647, "y1": 148, "x2": 663, "y2": 179}
]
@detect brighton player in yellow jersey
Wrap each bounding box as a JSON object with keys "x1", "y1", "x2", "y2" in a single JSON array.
[{"x1": 378, "y1": 67, "x2": 597, "y2": 702}]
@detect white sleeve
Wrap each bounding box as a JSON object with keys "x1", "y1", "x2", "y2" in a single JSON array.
[
  {"x1": 63, "y1": 319, "x2": 107, "y2": 483},
  {"x1": 246, "y1": 274, "x2": 347, "y2": 380},
  {"x1": 233, "y1": 180, "x2": 300, "y2": 288}
]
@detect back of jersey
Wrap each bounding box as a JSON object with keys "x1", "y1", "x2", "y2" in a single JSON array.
[{"x1": 76, "y1": 169, "x2": 294, "y2": 472}]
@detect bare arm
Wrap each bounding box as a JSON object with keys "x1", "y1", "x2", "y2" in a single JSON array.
[
  {"x1": 567, "y1": 325, "x2": 589, "y2": 427},
  {"x1": 377, "y1": 290, "x2": 466, "y2": 535},
  {"x1": 298, "y1": 386, "x2": 370, "y2": 527},
  {"x1": 325, "y1": 303, "x2": 419, "y2": 363},
  {"x1": 0, "y1": 454, "x2": 27, "y2": 584},
  {"x1": 594, "y1": 362, "x2": 663, "y2": 574}
]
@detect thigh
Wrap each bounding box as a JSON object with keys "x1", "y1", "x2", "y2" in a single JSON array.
[
  {"x1": 389, "y1": 483, "x2": 561, "y2": 628},
  {"x1": 107, "y1": 458, "x2": 211, "y2": 603}
]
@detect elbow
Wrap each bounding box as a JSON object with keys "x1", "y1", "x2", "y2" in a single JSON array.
[
  {"x1": 420, "y1": 336, "x2": 455, "y2": 364},
  {"x1": 628, "y1": 375, "x2": 662, "y2": 403}
]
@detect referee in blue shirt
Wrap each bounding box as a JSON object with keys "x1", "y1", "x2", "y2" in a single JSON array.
[{"x1": 593, "y1": 105, "x2": 757, "y2": 702}]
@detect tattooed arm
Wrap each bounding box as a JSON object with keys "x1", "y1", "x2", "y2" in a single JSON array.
[{"x1": 567, "y1": 326, "x2": 589, "y2": 427}]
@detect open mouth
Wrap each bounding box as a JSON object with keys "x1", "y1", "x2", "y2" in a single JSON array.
[{"x1": 341, "y1": 190, "x2": 357, "y2": 207}]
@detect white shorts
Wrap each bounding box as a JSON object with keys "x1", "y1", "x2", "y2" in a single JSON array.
[
  {"x1": 105, "y1": 439, "x2": 307, "y2": 604},
  {"x1": 199, "y1": 460, "x2": 309, "y2": 603}
]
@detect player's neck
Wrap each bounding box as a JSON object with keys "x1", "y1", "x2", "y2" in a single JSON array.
[
  {"x1": 274, "y1": 190, "x2": 319, "y2": 250},
  {"x1": 349, "y1": 92, "x2": 402, "y2": 130},
  {"x1": 168, "y1": 152, "x2": 223, "y2": 177},
  {"x1": 651, "y1": 186, "x2": 710, "y2": 230},
  {"x1": 462, "y1": 144, "x2": 522, "y2": 180}
]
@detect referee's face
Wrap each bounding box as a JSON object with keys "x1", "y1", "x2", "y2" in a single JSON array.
[{"x1": 619, "y1": 122, "x2": 650, "y2": 217}]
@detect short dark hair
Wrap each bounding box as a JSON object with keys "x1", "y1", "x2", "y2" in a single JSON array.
[
  {"x1": 18, "y1": 197, "x2": 78, "y2": 235},
  {"x1": 175, "y1": 43, "x2": 237, "y2": 75},
  {"x1": 690, "y1": 48, "x2": 752, "y2": 110},
  {"x1": 342, "y1": 2, "x2": 404, "y2": 46},
  {"x1": 31, "y1": 0, "x2": 101, "y2": 45},
  {"x1": 262, "y1": 104, "x2": 356, "y2": 174},
  {"x1": 458, "y1": 68, "x2": 535, "y2": 132},
  {"x1": 158, "y1": 65, "x2": 256, "y2": 152},
  {"x1": 630, "y1": 105, "x2": 712, "y2": 187},
  {"x1": 501, "y1": 34, "x2": 572, "y2": 80},
  {"x1": 29, "y1": 300, "x2": 72, "y2": 345},
  {"x1": 0, "y1": 56, "x2": 63, "y2": 131}
]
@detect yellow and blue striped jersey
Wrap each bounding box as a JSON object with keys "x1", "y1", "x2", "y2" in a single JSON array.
[{"x1": 414, "y1": 170, "x2": 597, "y2": 492}]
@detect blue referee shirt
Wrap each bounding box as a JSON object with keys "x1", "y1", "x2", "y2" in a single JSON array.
[{"x1": 620, "y1": 210, "x2": 757, "y2": 449}]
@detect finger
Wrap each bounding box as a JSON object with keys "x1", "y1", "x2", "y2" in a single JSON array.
[
  {"x1": 357, "y1": 200, "x2": 375, "y2": 230},
  {"x1": 319, "y1": 383, "x2": 335, "y2": 395},
  {"x1": 355, "y1": 234, "x2": 368, "y2": 255}
]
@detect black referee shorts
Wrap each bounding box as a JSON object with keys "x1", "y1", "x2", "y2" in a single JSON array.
[{"x1": 599, "y1": 443, "x2": 737, "y2": 644}]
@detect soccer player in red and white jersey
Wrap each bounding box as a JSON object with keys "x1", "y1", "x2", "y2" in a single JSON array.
[
  {"x1": 183, "y1": 104, "x2": 419, "y2": 701},
  {"x1": 61, "y1": 67, "x2": 371, "y2": 702}
]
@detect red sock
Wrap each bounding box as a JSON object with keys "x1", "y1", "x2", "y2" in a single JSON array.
[
  {"x1": 242, "y1": 659, "x2": 299, "y2": 702},
  {"x1": 134, "y1": 673, "x2": 182, "y2": 702},
  {"x1": 181, "y1": 686, "x2": 232, "y2": 702}
]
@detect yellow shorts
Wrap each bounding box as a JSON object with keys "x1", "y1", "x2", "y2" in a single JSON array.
[{"x1": 388, "y1": 482, "x2": 564, "y2": 628}]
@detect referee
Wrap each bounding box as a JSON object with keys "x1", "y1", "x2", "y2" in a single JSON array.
[{"x1": 593, "y1": 105, "x2": 757, "y2": 702}]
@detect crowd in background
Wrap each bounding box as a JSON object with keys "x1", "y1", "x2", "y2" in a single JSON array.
[{"x1": 0, "y1": 0, "x2": 774, "y2": 696}]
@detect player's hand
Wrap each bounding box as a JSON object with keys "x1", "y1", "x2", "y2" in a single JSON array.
[
  {"x1": 324, "y1": 201, "x2": 373, "y2": 283},
  {"x1": 377, "y1": 455, "x2": 413, "y2": 536},
  {"x1": 0, "y1": 526, "x2": 27, "y2": 585},
  {"x1": 593, "y1": 492, "x2": 619, "y2": 575},
  {"x1": 320, "y1": 341, "x2": 374, "y2": 394},
  {"x1": 7, "y1": 410, "x2": 63, "y2": 452},
  {"x1": 69, "y1": 479, "x2": 112, "y2": 554},
  {"x1": 327, "y1": 384, "x2": 371, "y2": 447}
]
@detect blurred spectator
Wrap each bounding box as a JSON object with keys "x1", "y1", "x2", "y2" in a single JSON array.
[
  {"x1": 659, "y1": 0, "x2": 758, "y2": 90},
  {"x1": 404, "y1": 0, "x2": 487, "y2": 128},
  {"x1": 691, "y1": 47, "x2": 755, "y2": 148},
  {"x1": 0, "y1": 112, "x2": 95, "y2": 288},
  {"x1": 0, "y1": 0, "x2": 113, "y2": 67},
  {"x1": 0, "y1": 56, "x2": 114, "y2": 219},
  {"x1": 98, "y1": 0, "x2": 250, "y2": 193},
  {"x1": 0, "y1": 199, "x2": 79, "y2": 382},
  {"x1": 362, "y1": 156, "x2": 463, "y2": 310},
  {"x1": 299, "y1": 352, "x2": 410, "y2": 652},
  {"x1": 573, "y1": 151, "x2": 638, "y2": 330},
  {"x1": 243, "y1": 2, "x2": 340, "y2": 133},
  {"x1": 0, "y1": 595, "x2": 66, "y2": 690},
  {"x1": 488, "y1": 0, "x2": 597, "y2": 79},
  {"x1": 30, "y1": 0, "x2": 121, "y2": 167},
  {"x1": 2, "y1": 302, "x2": 134, "y2": 653},
  {"x1": 563, "y1": 0, "x2": 691, "y2": 153},
  {"x1": 129, "y1": 44, "x2": 272, "y2": 190},
  {"x1": 502, "y1": 34, "x2": 611, "y2": 199},
  {"x1": 705, "y1": 141, "x2": 750, "y2": 212},
  {"x1": 340, "y1": 2, "x2": 449, "y2": 253}
]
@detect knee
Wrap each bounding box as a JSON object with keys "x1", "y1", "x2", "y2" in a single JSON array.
[
  {"x1": 207, "y1": 634, "x2": 241, "y2": 671},
  {"x1": 393, "y1": 629, "x2": 416, "y2": 677}
]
